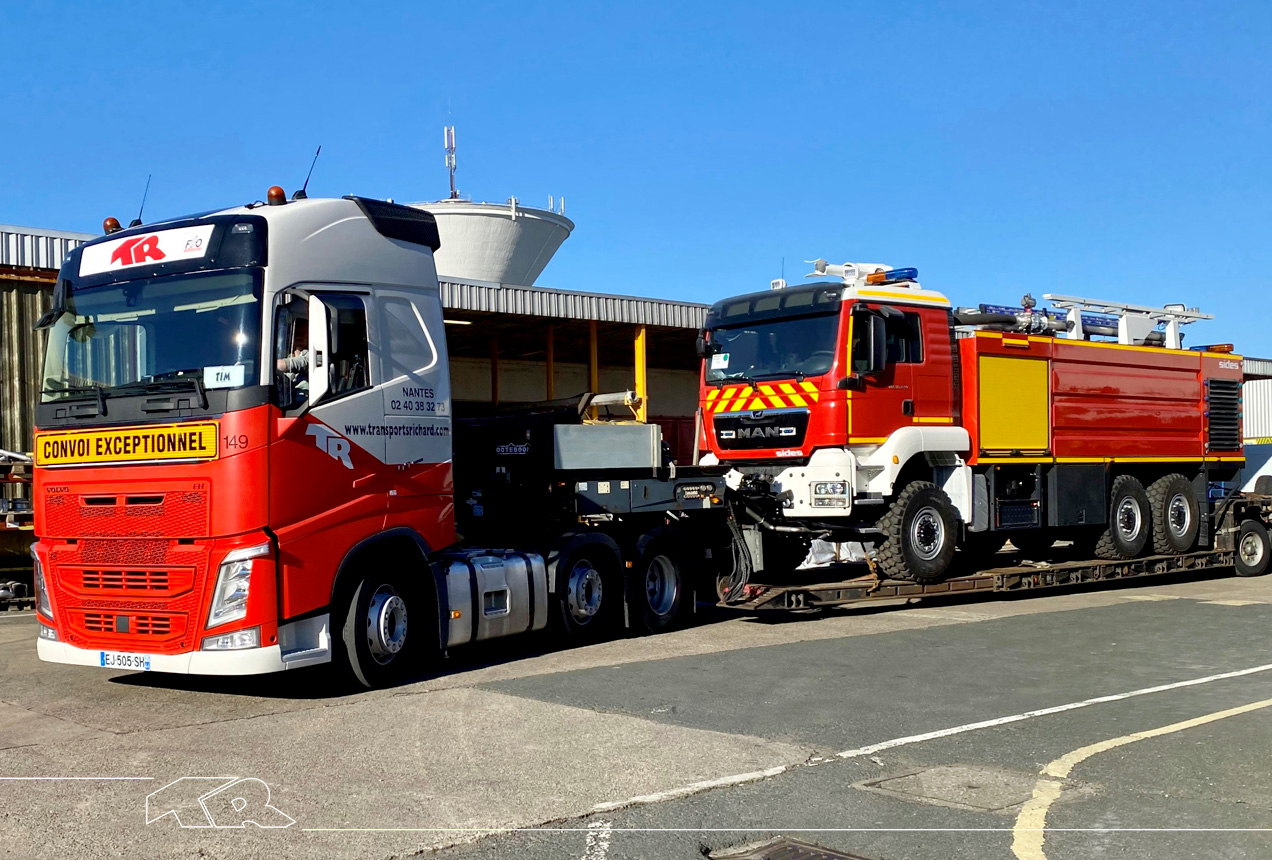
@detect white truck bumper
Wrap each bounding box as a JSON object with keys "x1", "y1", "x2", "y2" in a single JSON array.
[{"x1": 765, "y1": 448, "x2": 857, "y2": 518}]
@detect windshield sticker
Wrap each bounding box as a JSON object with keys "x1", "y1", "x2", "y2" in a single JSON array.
[
  {"x1": 710, "y1": 352, "x2": 730, "y2": 370},
  {"x1": 204, "y1": 365, "x2": 246, "y2": 389},
  {"x1": 79, "y1": 224, "x2": 216, "y2": 277}
]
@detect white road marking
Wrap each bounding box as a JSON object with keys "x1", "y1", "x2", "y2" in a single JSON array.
[
  {"x1": 1204, "y1": 599, "x2": 1262, "y2": 606},
  {"x1": 1117, "y1": 594, "x2": 1181, "y2": 601},
  {"x1": 1011, "y1": 696, "x2": 1272, "y2": 860},
  {"x1": 0, "y1": 613, "x2": 35, "y2": 621},
  {"x1": 581, "y1": 820, "x2": 612, "y2": 859},
  {"x1": 587, "y1": 661, "x2": 1272, "y2": 816}
]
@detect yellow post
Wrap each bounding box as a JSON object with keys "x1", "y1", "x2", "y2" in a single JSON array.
[
  {"x1": 490, "y1": 338, "x2": 499, "y2": 406},
  {"x1": 634, "y1": 324, "x2": 648, "y2": 423},
  {"x1": 588, "y1": 321, "x2": 599, "y2": 419},
  {"x1": 546, "y1": 324, "x2": 556, "y2": 401}
]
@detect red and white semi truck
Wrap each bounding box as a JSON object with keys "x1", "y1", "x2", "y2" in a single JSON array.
[{"x1": 30, "y1": 191, "x2": 731, "y2": 687}]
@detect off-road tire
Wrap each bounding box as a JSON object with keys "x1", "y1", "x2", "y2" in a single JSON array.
[
  {"x1": 876, "y1": 482, "x2": 960, "y2": 584},
  {"x1": 1147, "y1": 473, "x2": 1199, "y2": 555},
  {"x1": 1094, "y1": 474, "x2": 1151, "y2": 559}
]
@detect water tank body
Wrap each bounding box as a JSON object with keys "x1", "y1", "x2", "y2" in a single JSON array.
[{"x1": 408, "y1": 200, "x2": 574, "y2": 286}]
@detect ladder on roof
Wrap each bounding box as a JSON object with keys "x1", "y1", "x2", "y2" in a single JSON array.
[{"x1": 1042, "y1": 293, "x2": 1212, "y2": 350}]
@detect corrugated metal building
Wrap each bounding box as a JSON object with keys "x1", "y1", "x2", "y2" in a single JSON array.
[{"x1": 0, "y1": 225, "x2": 94, "y2": 458}]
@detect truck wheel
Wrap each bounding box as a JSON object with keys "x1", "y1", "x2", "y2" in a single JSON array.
[
  {"x1": 339, "y1": 575, "x2": 421, "y2": 689},
  {"x1": 876, "y1": 482, "x2": 959, "y2": 584},
  {"x1": 555, "y1": 547, "x2": 622, "y2": 640},
  {"x1": 1148, "y1": 474, "x2": 1199, "y2": 554},
  {"x1": 1235, "y1": 519, "x2": 1271, "y2": 577},
  {"x1": 631, "y1": 539, "x2": 685, "y2": 633},
  {"x1": 1094, "y1": 475, "x2": 1151, "y2": 559}
]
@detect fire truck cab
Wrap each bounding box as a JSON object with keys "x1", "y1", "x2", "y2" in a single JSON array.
[{"x1": 699, "y1": 260, "x2": 1244, "y2": 584}]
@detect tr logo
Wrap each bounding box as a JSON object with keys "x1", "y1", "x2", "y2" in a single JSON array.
[
  {"x1": 110, "y1": 235, "x2": 166, "y2": 267},
  {"x1": 146, "y1": 777, "x2": 295, "y2": 829},
  {"x1": 307, "y1": 423, "x2": 353, "y2": 469}
]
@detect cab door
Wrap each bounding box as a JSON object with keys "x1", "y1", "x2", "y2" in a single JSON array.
[
  {"x1": 911, "y1": 308, "x2": 955, "y2": 423},
  {"x1": 846, "y1": 304, "x2": 918, "y2": 443}
]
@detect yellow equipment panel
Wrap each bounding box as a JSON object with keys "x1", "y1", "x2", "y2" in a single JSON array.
[{"x1": 978, "y1": 356, "x2": 1050, "y2": 451}]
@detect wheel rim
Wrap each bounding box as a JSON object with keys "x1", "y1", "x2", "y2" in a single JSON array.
[
  {"x1": 644, "y1": 555, "x2": 679, "y2": 617},
  {"x1": 365, "y1": 584, "x2": 408, "y2": 665},
  {"x1": 1240, "y1": 531, "x2": 1265, "y2": 568},
  {"x1": 566, "y1": 560, "x2": 604, "y2": 625},
  {"x1": 909, "y1": 506, "x2": 945, "y2": 561},
  {"x1": 1116, "y1": 496, "x2": 1143, "y2": 542},
  {"x1": 1168, "y1": 492, "x2": 1192, "y2": 539}
]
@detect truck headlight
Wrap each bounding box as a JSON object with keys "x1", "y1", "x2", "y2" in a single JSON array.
[
  {"x1": 812, "y1": 482, "x2": 847, "y2": 496},
  {"x1": 201, "y1": 627, "x2": 261, "y2": 651},
  {"x1": 31, "y1": 548, "x2": 54, "y2": 620},
  {"x1": 207, "y1": 542, "x2": 270, "y2": 628}
]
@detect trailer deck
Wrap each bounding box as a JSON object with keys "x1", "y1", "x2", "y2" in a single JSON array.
[{"x1": 729, "y1": 549, "x2": 1236, "y2": 611}]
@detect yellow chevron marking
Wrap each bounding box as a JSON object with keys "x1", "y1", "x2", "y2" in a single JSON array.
[
  {"x1": 778, "y1": 383, "x2": 798, "y2": 395},
  {"x1": 768, "y1": 394, "x2": 787, "y2": 408},
  {"x1": 745, "y1": 397, "x2": 765, "y2": 410},
  {"x1": 799, "y1": 381, "x2": 817, "y2": 393},
  {"x1": 789, "y1": 393, "x2": 807, "y2": 407},
  {"x1": 706, "y1": 389, "x2": 720, "y2": 401}
]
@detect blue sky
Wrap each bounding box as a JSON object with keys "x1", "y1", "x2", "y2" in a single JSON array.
[{"x1": 3, "y1": 1, "x2": 1269, "y2": 348}]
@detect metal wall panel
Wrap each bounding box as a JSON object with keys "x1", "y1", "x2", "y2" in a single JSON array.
[
  {"x1": 0, "y1": 225, "x2": 92, "y2": 270},
  {"x1": 439, "y1": 279, "x2": 708, "y2": 329},
  {"x1": 0, "y1": 279, "x2": 50, "y2": 456},
  {"x1": 1244, "y1": 379, "x2": 1272, "y2": 442}
]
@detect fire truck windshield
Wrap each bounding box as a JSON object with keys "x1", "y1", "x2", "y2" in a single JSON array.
[
  {"x1": 705, "y1": 312, "x2": 839, "y2": 383},
  {"x1": 41, "y1": 270, "x2": 262, "y2": 402}
]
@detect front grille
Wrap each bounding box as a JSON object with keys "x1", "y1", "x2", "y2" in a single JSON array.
[
  {"x1": 714, "y1": 408, "x2": 810, "y2": 450},
  {"x1": 1206, "y1": 378, "x2": 1241, "y2": 452},
  {"x1": 81, "y1": 569, "x2": 170, "y2": 591},
  {"x1": 81, "y1": 612, "x2": 173, "y2": 636}
]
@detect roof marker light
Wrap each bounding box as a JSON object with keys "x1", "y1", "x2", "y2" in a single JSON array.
[
  {"x1": 267, "y1": 186, "x2": 287, "y2": 206},
  {"x1": 103, "y1": 217, "x2": 121, "y2": 234}
]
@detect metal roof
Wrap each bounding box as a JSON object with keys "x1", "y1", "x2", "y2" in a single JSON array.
[
  {"x1": 439, "y1": 278, "x2": 708, "y2": 329},
  {"x1": 1244, "y1": 357, "x2": 1272, "y2": 380},
  {"x1": 0, "y1": 224, "x2": 95, "y2": 271}
]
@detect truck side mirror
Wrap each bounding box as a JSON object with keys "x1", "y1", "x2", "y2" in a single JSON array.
[
  {"x1": 307, "y1": 294, "x2": 332, "y2": 404},
  {"x1": 696, "y1": 332, "x2": 718, "y2": 358},
  {"x1": 867, "y1": 314, "x2": 888, "y2": 375}
]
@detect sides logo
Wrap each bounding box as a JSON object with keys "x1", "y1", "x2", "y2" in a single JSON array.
[
  {"x1": 146, "y1": 777, "x2": 295, "y2": 829},
  {"x1": 307, "y1": 423, "x2": 353, "y2": 469}
]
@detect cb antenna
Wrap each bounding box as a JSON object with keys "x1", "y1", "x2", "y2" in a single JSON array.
[
  {"x1": 444, "y1": 126, "x2": 458, "y2": 199},
  {"x1": 294, "y1": 146, "x2": 321, "y2": 200},
  {"x1": 129, "y1": 174, "x2": 151, "y2": 228}
]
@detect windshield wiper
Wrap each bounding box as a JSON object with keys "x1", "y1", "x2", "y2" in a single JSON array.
[
  {"x1": 113, "y1": 372, "x2": 209, "y2": 410},
  {"x1": 43, "y1": 384, "x2": 108, "y2": 416},
  {"x1": 749, "y1": 371, "x2": 807, "y2": 383}
]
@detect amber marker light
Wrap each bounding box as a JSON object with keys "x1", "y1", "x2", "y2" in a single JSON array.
[
  {"x1": 103, "y1": 217, "x2": 121, "y2": 234},
  {"x1": 267, "y1": 185, "x2": 287, "y2": 206}
]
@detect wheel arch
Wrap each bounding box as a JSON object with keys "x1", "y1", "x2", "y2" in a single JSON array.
[{"x1": 330, "y1": 527, "x2": 447, "y2": 651}]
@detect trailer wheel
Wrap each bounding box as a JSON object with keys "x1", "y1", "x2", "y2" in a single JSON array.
[
  {"x1": 1094, "y1": 475, "x2": 1151, "y2": 559},
  {"x1": 631, "y1": 539, "x2": 685, "y2": 633},
  {"x1": 876, "y1": 481, "x2": 959, "y2": 584},
  {"x1": 1235, "y1": 519, "x2": 1271, "y2": 577},
  {"x1": 338, "y1": 575, "x2": 421, "y2": 689},
  {"x1": 1148, "y1": 474, "x2": 1199, "y2": 554},
  {"x1": 554, "y1": 546, "x2": 622, "y2": 640}
]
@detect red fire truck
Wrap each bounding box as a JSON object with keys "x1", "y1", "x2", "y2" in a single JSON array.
[{"x1": 697, "y1": 261, "x2": 1249, "y2": 586}]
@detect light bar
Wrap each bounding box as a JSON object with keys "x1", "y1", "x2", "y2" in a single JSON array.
[{"x1": 864, "y1": 267, "x2": 918, "y2": 284}]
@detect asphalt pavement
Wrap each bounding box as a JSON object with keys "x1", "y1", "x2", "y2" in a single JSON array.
[{"x1": 1, "y1": 567, "x2": 1271, "y2": 860}]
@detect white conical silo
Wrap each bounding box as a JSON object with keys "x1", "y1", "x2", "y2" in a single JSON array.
[{"x1": 408, "y1": 198, "x2": 574, "y2": 286}]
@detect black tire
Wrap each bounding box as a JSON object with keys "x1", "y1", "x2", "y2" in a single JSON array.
[
  {"x1": 1007, "y1": 530, "x2": 1056, "y2": 560},
  {"x1": 1147, "y1": 473, "x2": 1200, "y2": 555},
  {"x1": 1235, "y1": 519, "x2": 1271, "y2": 577},
  {"x1": 630, "y1": 538, "x2": 687, "y2": 633},
  {"x1": 553, "y1": 546, "x2": 623, "y2": 641},
  {"x1": 338, "y1": 574, "x2": 423, "y2": 689},
  {"x1": 876, "y1": 482, "x2": 960, "y2": 584},
  {"x1": 1094, "y1": 474, "x2": 1151, "y2": 559}
]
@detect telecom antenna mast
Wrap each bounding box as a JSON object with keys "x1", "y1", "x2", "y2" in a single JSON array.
[{"x1": 444, "y1": 126, "x2": 458, "y2": 200}]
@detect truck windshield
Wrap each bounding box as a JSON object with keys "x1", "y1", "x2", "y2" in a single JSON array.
[
  {"x1": 41, "y1": 270, "x2": 262, "y2": 402},
  {"x1": 705, "y1": 312, "x2": 839, "y2": 383}
]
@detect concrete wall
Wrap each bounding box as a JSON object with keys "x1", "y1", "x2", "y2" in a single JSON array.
[{"x1": 451, "y1": 357, "x2": 699, "y2": 416}]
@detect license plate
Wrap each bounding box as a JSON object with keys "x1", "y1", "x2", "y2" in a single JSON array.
[{"x1": 100, "y1": 651, "x2": 151, "y2": 671}]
